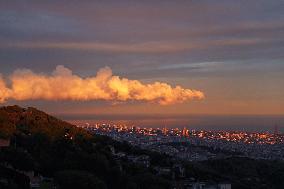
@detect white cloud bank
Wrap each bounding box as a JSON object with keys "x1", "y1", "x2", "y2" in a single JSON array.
[{"x1": 0, "y1": 65, "x2": 204, "y2": 105}]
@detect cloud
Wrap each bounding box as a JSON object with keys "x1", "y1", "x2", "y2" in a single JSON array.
[
  {"x1": 6, "y1": 38, "x2": 262, "y2": 54},
  {"x1": 0, "y1": 65, "x2": 204, "y2": 105},
  {"x1": 0, "y1": 75, "x2": 11, "y2": 103}
]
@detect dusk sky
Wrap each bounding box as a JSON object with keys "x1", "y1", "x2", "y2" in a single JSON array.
[{"x1": 0, "y1": 1, "x2": 284, "y2": 128}]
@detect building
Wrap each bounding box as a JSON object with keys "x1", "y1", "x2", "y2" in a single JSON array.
[
  {"x1": 0, "y1": 139, "x2": 10, "y2": 148},
  {"x1": 217, "y1": 183, "x2": 231, "y2": 189},
  {"x1": 173, "y1": 180, "x2": 231, "y2": 189},
  {"x1": 182, "y1": 127, "x2": 189, "y2": 137},
  {"x1": 127, "y1": 155, "x2": 150, "y2": 168}
]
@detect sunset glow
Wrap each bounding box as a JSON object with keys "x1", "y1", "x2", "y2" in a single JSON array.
[
  {"x1": 0, "y1": 0, "x2": 283, "y2": 126},
  {"x1": 0, "y1": 65, "x2": 204, "y2": 104}
]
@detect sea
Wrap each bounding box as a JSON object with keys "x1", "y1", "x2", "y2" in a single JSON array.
[{"x1": 57, "y1": 114, "x2": 284, "y2": 133}]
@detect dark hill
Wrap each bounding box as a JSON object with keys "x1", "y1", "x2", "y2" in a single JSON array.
[
  {"x1": 0, "y1": 106, "x2": 172, "y2": 189},
  {"x1": 0, "y1": 105, "x2": 89, "y2": 140}
]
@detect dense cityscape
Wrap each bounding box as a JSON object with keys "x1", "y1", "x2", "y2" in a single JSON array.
[
  {"x1": 77, "y1": 123, "x2": 284, "y2": 161},
  {"x1": 1, "y1": 106, "x2": 284, "y2": 189}
]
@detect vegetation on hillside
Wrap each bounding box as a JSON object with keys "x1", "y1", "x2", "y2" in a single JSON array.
[
  {"x1": 0, "y1": 105, "x2": 171, "y2": 189},
  {"x1": 0, "y1": 105, "x2": 284, "y2": 189}
]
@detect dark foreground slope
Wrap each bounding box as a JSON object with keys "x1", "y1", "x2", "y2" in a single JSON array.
[
  {"x1": 0, "y1": 106, "x2": 171, "y2": 189},
  {"x1": 1, "y1": 106, "x2": 284, "y2": 189}
]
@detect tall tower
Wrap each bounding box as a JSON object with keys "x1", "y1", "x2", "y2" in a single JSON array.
[
  {"x1": 182, "y1": 127, "x2": 189, "y2": 137},
  {"x1": 162, "y1": 126, "x2": 168, "y2": 135}
]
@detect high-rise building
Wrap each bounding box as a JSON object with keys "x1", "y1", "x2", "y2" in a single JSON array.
[
  {"x1": 182, "y1": 127, "x2": 189, "y2": 137},
  {"x1": 162, "y1": 126, "x2": 168, "y2": 135}
]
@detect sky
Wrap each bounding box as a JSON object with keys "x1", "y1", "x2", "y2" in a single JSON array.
[{"x1": 0, "y1": 1, "x2": 284, "y2": 129}]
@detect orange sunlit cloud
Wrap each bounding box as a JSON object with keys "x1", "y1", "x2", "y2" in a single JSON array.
[{"x1": 0, "y1": 65, "x2": 204, "y2": 105}]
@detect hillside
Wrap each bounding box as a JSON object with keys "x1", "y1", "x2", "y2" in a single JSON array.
[
  {"x1": 0, "y1": 105, "x2": 88, "y2": 140},
  {"x1": 0, "y1": 105, "x2": 171, "y2": 189}
]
